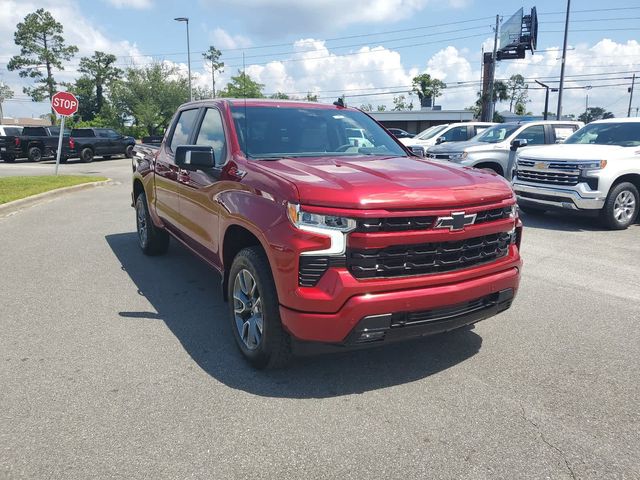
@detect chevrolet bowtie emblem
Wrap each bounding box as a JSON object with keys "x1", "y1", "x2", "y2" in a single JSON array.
[{"x1": 434, "y1": 211, "x2": 477, "y2": 231}]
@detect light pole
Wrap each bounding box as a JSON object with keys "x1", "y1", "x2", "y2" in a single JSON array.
[
  {"x1": 535, "y1": 80, "x2": 550, "y2": 120},
  {"x1": 556, "y1": 0, "x2": 571, "y2": 120},
  {"x1": 174, "y1": 17, "x2": 192, "y2": 102}
]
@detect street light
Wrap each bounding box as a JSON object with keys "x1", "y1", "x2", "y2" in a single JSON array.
[{"x1": 174, "y1": 17, "x2": 192, "y2": 102}]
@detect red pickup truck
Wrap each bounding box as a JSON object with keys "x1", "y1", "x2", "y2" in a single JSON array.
[{"x1": 132, "y1": 99, "x2": 522, "y2": 369}]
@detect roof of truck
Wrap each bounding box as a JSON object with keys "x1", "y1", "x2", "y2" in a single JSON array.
[
  {"x1": 591, "y1": 117, "x2": 640, "y2": 124},
  {"x1": 181, "y1": 98, "x2": 357, "y2": 110}
]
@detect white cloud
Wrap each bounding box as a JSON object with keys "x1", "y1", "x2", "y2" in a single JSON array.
[
  {"x1": 210, "y1": 28, "x2": 252, "y2": 50},
  {"x1": 103, "y1": 0, "x2": 152, "y2": 9}
]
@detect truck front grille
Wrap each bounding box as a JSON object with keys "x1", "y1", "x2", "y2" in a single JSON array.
[
  {"x1": 517, "y1": 159, "x2": 580, "y2": 185},
  {"x1": 346, "y1": 232, "x2": 511, "y2": 279}
]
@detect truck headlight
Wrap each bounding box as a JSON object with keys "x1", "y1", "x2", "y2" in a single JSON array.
[
  {"x1": 579, "y1": 160, "x2": 607, "y2": 174},
  {"x1": 449, "y1": 152, "x2": 468, "y2": 162},
  {"x1": 287, "y1": 203, "x2": 355, "y2": 255}
]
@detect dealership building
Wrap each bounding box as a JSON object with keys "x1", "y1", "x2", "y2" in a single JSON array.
[{"x1": 370, "y1": 109, "x2": 475, "y2": 135}]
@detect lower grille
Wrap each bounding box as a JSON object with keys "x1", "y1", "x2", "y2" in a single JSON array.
[
  {"x1": 299, "y1": 256, "x2": 346, "y2": 287},
  {"x1": 347, "y1": 232, "x2": 511, "y2": 279}
]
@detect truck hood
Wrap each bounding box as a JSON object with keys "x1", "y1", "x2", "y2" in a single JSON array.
[
  {"x1": 518, "y1": 144, "x2": 637, "y2": 160},
  {"x1": 428, "y1": 140, "x2": 499, "y2": 154},
  {"x1": 253, "y1": 155, "x2": 513, "y2": 210}
]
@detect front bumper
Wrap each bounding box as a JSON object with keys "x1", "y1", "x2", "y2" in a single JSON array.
[
  {"x1": 280, "y1": 265, "x2": 520, "y2": 345},
  {"x1": 513, "y1": 181, "x2": 605, "y2": 210}
]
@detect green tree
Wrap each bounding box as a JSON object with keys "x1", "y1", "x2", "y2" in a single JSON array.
[
  {"x1": 202, "y1": 46, "x2": 224, "y2": 97},
  {"x1": 66, "y1": 76, "x2": 97, "y2": 121},
  {"x1": 471, "y1": 81, "x2": 509, "y2": 120},
  {"x1": 392, "y1": 95, "x2": 414, "y2": 111},
  {"x1": 506, "y1": 74, "x2": 529, "y2": 113},
  {"x1": 305, "y1": 92, "x2": 319, "y2": 102},
  {"x1": 270, "y1": 92, "x2": 290, "y2": 99},
  {"x1": 78, "y1": 51, "x2": 122, "y2": 115},
  {"x1": 0, "y1": 82, "x2": 14, "y2": 120},
  {"x1": 359, "y1": 103, "x2": 373, "y2": 112},
  {"x1": 376, "y1": 104, "x2": 387, "y2": 111},
  {"x1": 578, "y1": 107, "x2": 614, "y2": 123},
  {"x1": 113, "y1": 62, "x2": 189, "y2": 135},
  {"x1": 218, "y1": 70, "x2": 265, "y2": 98},
  {"x1": 193, "y1": 86, "x2": 214, "y2": 100},
  {"x1": 411, "y1": 73, "x2": 446, "y2": 108},
  {"x1": 7, "y1": 8, "x2": 78, "y2": 119}
]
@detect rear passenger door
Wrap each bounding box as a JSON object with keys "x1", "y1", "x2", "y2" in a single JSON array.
[
  {"x1": 95, "y1": 129, "x2": 111, "y2": 155},
  {"x1": 176, "y1": 107, "x2": 229, "y2": 266}
]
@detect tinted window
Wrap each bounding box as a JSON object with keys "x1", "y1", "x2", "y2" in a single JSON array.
[
  {"x1": 106, "y1": 130, "x2": 121, "y2": 138},
  {"x1": 476, "y1": 124, "x2": 520, "y2": 143},
  {"x1": 4, "y1": 127, "x2": 21, "y2": 136},
  {"x1": 230, "y1": 106, "x2": 406, "y2": 158},
  {"x1": 441, "y1": 126, "x2": 468, "y2": 142},
  {"x1": 170, "y1": 109, "x2": 199, "y2": 152},
  {"x1": 97, "y1": 130, "x2": 110, "y2": 138},
  {"x1": 564, "y1": 122, "x2": 640, "y2": 147},
  {"x1": 195, "y1": 108, "x2": 227, "y2": 165},
  {"x1": 23, "y1": 127, "x2": 47, "y2": 136},
  {"x1": 71, "y1": 129, "x2": 95, "y2": 137},
  {"x1": 516, "y1": 125, "x2": 546, "y2": 145}
]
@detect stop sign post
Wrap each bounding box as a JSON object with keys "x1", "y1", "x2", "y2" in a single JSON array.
[{"x1": 51, "y1": 91, "x2": 78, "y2": 175}]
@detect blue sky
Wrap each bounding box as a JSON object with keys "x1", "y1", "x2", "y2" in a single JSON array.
[{"x1": 1, "y1": 0, "x2": 640, "y2": 119}]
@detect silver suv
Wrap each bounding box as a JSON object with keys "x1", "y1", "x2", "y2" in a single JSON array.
[
  {"x1": 513, "y1": 118, "x2": 640, "y2": 229},
  {"x1": 425, "y1": 121, "x2": 583, "y2": 178}
]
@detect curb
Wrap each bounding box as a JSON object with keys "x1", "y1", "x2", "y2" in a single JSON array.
[{"x1": 0, "y1": 179, "x2": 112, "y2": 218}]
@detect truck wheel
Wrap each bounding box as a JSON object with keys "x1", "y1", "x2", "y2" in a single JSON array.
[
  {"x1": 125, "y1": 145, "x2": 134, "y2": 158},
  {"x1": 80, "y1": 148, "x2": 94, "y2": 163},
  {"x1": 228, "y1": 247, "x2": 291, "y2": 369},
  {"x1": 601, "y1": 182, "x2": 639, "y2": 230},
  {"x1": 28, "y1": 146, "x2": 42, "y2": 162},
  {"x1": 519, "y1": 205, "x2": 547, "y2": 216},
  {"x1": 135, "y1": 192, "x2": 169, "y2": 255}
]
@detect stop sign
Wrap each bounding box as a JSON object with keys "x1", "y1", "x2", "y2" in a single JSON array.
[{"x1": 51, "y1": 91, "x2": 79, "y2": 116}]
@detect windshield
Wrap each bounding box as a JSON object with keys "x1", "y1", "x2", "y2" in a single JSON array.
[
  {"x1": 231, "y1": 106, "x2": 407, "y2": 158},
  {"x1": 416, "y1": 124, "x2": 448, "y2": 140},
  {"x1": 564, "y1": 122, "x2": 640, "y2": 147},
  {"x1": 475, "y1": 124, "x2": 521, "y2": 143}
]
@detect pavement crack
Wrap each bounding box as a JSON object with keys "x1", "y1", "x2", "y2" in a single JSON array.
[{"x1": 520, "y1": 404, "x2": 577, "y2": 480}]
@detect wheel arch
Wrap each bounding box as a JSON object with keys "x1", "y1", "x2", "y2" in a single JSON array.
[
  {"x1": 612, "y1": 173, "x2": 640, "y2": 193},
  {"x1": 221, "y1": 224, "x2": 268, "y2": 302},
  {"x1": 472, "y1": 161, "x2": 504, "y2": 176}
]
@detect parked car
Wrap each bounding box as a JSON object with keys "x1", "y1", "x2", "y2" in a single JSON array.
[
  {"x1": 0, "y1": 125, "x2": 23, "y2": 137},
  {"x1": 387, "y1": 128, "x2": 414, "y2": 139},
  {"x1": 401, "y1": 122, "x2": 496, "y2": 155},
  {"x1": 0, "y1": 126, "x2": 69, "y2": 163},
  {"x1": 68, "y1": 128, "x2": 136, "y2": 163},
  {"x1": 513, "y1": 118, "x2": 640, "y2": 229},
  {"x1": 426, "y1": 121, "x2": 583, "y2": 178},
  {"x1": 345, "y1": 127, "x2": 374, "y2": 148},
  {"x1": 132, "y1": 99, "x2": 522, "y2": 369}
]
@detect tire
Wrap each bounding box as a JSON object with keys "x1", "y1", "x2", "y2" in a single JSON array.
[
  {"x1": 28, "y1": 146, "x2": 42, "y2": 162},
  {"x1": 80, "y1": 147, "x2": 94, "y2": 163},
  {"x1": 135, "y1": 192, "x2": 169, "y2": 255},
  {"x1": 228, "y1": 247, "x2": 291, "y2": 369},
  {"x1": 519, "y1": 205, "x2": 547, "y2": 216},
  {"x1": 125, "y1": 145, "x2": 134, "y2": 158},
  {"x1": 600, "y1": 182, "x2": 639, "y2": 230}
]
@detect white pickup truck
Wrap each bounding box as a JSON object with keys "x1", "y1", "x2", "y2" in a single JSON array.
[{"x1": 513, "y1": 118, "x2": 640, "y2": 229}]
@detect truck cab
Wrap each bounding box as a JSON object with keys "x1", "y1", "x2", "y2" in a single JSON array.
[{"x1": 132, "y1": 99, "x2": 522, "y2": 369}]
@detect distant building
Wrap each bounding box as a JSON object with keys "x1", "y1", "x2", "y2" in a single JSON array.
[
  {"x1": 370, "y1": 109, "x2": 475, "y2": 134},
  {"x1": 1, "y1": 117, "x2": 51, "y2": 127}
]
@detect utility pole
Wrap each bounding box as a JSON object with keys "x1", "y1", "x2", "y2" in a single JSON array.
[
  {"x1": 628, "y1": 73, "x2": 636, "y2": 117},
  {"x1": 535, "y1": 80, "x2": 550, "y2": 120},
  {"x1": 556, "y1": 0, "x2": 571, "y2": 120},
  {"x1": 585, "y1": 93, "x2": 589, "y2": 120},
  {"x1": 174, "y1": 17, "x2": 192, "y2": 101},
  {"x1": 485, "y1": 15, "x2": 500, "y2": 122}
]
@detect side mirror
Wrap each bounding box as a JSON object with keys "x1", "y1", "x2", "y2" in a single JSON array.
[
  {"x1": 410, "y1": 146, "x2": 425, "y2": 157},
  {"x1": 175, "y1": 145, "x2": 215, "y2": 170},
  {"x1": 510, "y1": 138, "x2": 528, "y2": 151},
  {"x1": 435, "y1": 136, "x2": 446, "y2": 145}
]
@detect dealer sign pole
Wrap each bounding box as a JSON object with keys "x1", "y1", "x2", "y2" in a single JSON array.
[{"x1": 51, "y1": 91, "x2": 79, "y2": 175}]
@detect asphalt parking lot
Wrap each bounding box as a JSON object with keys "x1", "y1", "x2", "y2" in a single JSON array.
[{"x1": 1, "y1": 158, "x2": 639, "y2": 480}]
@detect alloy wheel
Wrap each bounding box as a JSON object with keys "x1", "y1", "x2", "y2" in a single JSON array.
[
  {"x1": 614, "y1": 190, "x2": 636, "y2": 224},
  {"x1": 233, "y1": 269, "x2": 263, "y2": 350}
]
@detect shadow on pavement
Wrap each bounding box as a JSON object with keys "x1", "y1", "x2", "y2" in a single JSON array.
[
  {"x1": 106, "y1": 232, "x2": 482, "y2": 398},
  {"x1": 519, "y1": 210, "x2": 613, "y2": 232}
]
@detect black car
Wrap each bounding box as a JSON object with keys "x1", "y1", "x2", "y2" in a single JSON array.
[
  {"x1": 69, "y1": 128, "x2": 136, "y2": 163},
  {"x1": 0, "y1": 126, "x2": 70, "y2": 163},
  {"x1": 387, "y1": 128, "x2": 414, "y2": 139}
]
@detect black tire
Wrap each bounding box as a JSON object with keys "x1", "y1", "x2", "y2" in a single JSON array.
[
  {"x1": 125, "y1": 145, "x2": 134, "y2": 158},
  {"x1": 600, "y1": 182, "x2": 639, "y2": 230},
  {"x1": 519, "y1": 205, "x2": 547, "y2": 216},
  {"x1": 2, "y1": 155, "x2": 15, "y2": 163},
  {"x1": 28, "y1": 146, "x2": 42, "y2": 162},
  {"x1": 135, "y1": 192, "x2": 169, "y2": 255},
  {"x1": 228, "y1": 247, "x2": 291, "y2": 369},
  {"x1": 80, "y1": 147, "x2": 94, "y2": 163}
]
